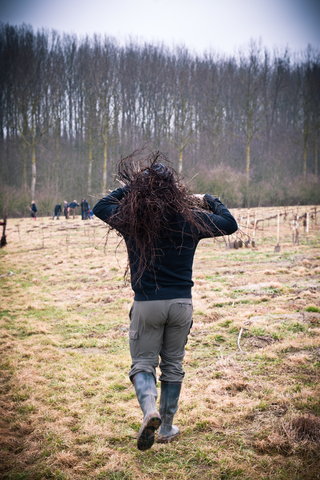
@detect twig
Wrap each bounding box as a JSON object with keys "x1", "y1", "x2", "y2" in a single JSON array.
[
  {"x1": 237, "y1": 327, "x2": 246, "y2": 354},
  {"x1": 186, "y1": 172, "x2": 199, "y2": 184},
  {"x1": 0, "y1": 271, "x2": 15, "y2": 278},
  {"x1": 41, "y1": 227, "x2": 45, "y2": 249}
]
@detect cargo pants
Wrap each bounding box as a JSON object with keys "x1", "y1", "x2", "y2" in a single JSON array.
[{"x1": 128, "y1": 298, "x2": 193, "y2": 383}]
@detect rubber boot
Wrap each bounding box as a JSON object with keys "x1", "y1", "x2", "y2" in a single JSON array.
[
  {"x1": 132, "y1": 372, "x2": 162, "y2": 451},
  {"x1": 157, "y1": 381, "x2": 181, "y2": 443}
]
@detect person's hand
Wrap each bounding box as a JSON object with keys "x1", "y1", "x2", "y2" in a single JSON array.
[{"x1": 193, "y1": 194, "x2": 204, "y2": 199}]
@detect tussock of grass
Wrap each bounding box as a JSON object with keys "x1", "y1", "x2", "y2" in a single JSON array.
[
  {"x1": 288, "y1": 414, "x2": 320, "y2": 442},
  {"x1": 253, "y1": 414, "x2": 320, "y2": 462},
  {"x1": 305, "y1": 305, "x2": 320, "y2": 313}
]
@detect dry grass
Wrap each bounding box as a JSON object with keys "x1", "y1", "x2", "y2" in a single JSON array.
[{"x1": 0, "y1": 206, "x2": 320, "y2": 480}]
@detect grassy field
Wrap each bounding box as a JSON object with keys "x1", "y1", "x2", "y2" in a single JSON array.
[{"x1": 0, "y1": 207, "x2": 320, "y2": 480}]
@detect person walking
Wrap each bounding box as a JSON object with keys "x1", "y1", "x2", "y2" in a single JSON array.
[
  {"x1": 63, "y1": 201, "x2": 69, "y2": 219},
  {"x1": 68, "y1": 200, "x2": 79, "y2": 219},
  {"x1": 93, "y1": 150, "x2": 238, "y2": 451},
  {"x1": 81, "y1": 198, "x2": 89, "y2": 220},
  {"x1": 53, "y1": 203, "x2": 62, "y2": 220},
  {"x1": 30, "y1": 201, "x2": 37, "y2": 219}
]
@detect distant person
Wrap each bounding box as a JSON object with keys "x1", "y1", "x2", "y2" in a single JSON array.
[
  {"x1": 63, "y1": 201, "x2": 69, "y2": 219},
  {"x1": 53, "y1": 203, "x2": 62, "y2": 220},
  {"x1": 93, "y1": 150, "x2": 237, "y2": 451},
  {"x1": 81, "y1": 198, "x2": 89, "y2": 220},
  {"x1": 30, "y1": 201, "x2": 37, "y2": 219},
  {"x1": 0, "y1": 218, "x2": 7, "y2": 247},
  {"x1": 88, "y1": 206, "x2": 94, "y2": 219},
  {"x1": 68, "y1": 200, "x2": 79, "y2": 219}
]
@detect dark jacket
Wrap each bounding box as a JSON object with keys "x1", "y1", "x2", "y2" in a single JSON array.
[
  {"x1": 68, "y1": 201, "x2": 79, "y2": 209},
  {"x1": 54, "y1": 204, "x2": 62, "y2": 215},
  {"x1": 81, "y1": 200, "x2": 89, "y2": 211},
  {"x1": 93, "y1": 188, "x2": 237, "y2": 301}
]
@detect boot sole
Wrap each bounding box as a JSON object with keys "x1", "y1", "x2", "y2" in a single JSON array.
[{"x1": 137, "y1": 414, "x2": 162, "y2": 451}]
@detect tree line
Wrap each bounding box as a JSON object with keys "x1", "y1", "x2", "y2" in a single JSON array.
[{"x1": 0, "y1": 23, "x2": 319, "y2": 215}]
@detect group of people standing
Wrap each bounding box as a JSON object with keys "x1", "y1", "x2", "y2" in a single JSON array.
[
  {"x1": 53, "y1": 199, "x2": 93, "y2": 220},
  {"x1": 29, "y1": 199, "x2": 93, "y2": 220}
]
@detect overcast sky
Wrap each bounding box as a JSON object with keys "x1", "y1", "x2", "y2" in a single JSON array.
[{"x1": 0, "y1": 0, "x2": 319, "y2": 56}]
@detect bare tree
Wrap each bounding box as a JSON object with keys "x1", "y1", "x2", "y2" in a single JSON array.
[
  {"x1": 0, "y1": 25, "x2": 319, "y2": 214},
  {"x1": 238, "y1": 43, "x2": 262, "y2": 189}
]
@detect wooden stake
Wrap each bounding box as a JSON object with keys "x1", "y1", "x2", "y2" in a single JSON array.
[
  {"x1": 274, "y1": 211, "x2": 281, "y2": 252},
  {"x1": 17, "y1": 224, "x2": 21, "y2": 242}
]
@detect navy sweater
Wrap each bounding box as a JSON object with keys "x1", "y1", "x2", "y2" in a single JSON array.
[{"x1": 93, "y1": 188, "x2": 237, "y2": 301}]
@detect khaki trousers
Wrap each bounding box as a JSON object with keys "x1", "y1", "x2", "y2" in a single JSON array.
[{"x1": 129, "y1": 298, "x2": 193, "y2": 383}]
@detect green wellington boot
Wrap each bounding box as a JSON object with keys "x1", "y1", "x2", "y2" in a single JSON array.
[
  {"x1": 157, "y1": 381, "x2": 181, "y2": 443},
  {"x1": 133, "y1": 372, "x2": 162, "y2": 451}
]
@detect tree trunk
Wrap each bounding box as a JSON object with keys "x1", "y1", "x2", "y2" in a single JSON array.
[
  {"x1": 87, "y1": 133, "x2": 93, "y2": 194},
  {"x1": 178, "y1": 149, "x2": 183, "y2": 174},
  {"x1": 245, "y1": 141, "x2": 251, "y2": 187},
  {"x1": 31, "y1": 143, "x2": 36, "y2": 200},
  {"x1": 314, "y1": 136, "x2": 318, "y2": 176},
  {"x1": 303, "y1": 126, "x2": 308, "y2": 178},
  {"x1": 55, "y1": 120, "x2": 61, "y2": 193},
  {"x1": 102, "y1": 140, "x2": 108, "y2": 193},
  {"x1": 22, "y1": 148, "x2": 28, "y2": 190},
  {"x1": 303, "y1": 144, "x2": 307, "y2": 178}
]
